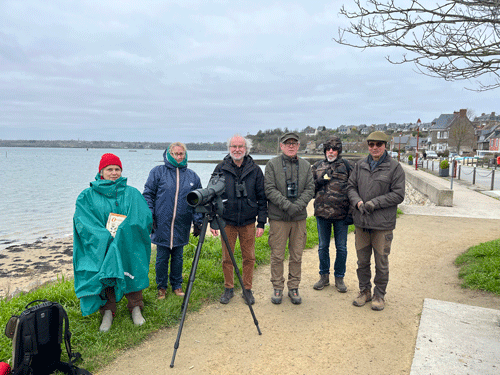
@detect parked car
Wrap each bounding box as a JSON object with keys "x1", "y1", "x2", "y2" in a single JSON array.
[
  {"x1": 390, "y1": 151, "x2": 398, "y2": 158},
  {"x1": 426, "y1": 151, "x2": 438, "y2": 159}
]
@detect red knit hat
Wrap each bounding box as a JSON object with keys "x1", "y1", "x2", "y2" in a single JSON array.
[{"x1": 99, "y1": 153, "x2": 122, "y2": 172}]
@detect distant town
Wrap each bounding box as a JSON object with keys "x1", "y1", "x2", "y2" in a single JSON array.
[{"x1": 2, "y1": 109, "x2": 499, "y2": 157}]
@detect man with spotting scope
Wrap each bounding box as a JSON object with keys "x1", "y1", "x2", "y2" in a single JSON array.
[{"x1": 210, "y1": 134, "x2": 267, "y2": 305}]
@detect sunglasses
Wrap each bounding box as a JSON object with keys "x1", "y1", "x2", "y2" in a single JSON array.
[
  {"x1": 325, "y1": 147, "x2": 340, "y2": 151},
  {"x1": 368, "y1": 141, "x2": 385, "y2": 148}
]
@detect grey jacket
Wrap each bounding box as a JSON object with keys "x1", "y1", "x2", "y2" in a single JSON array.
[
  {"x1": 347, "y1": 153, "x2": 405, "y2": 230},
  {"x1": 265, "y1": 154, "x2": 314, "y2": 222}
]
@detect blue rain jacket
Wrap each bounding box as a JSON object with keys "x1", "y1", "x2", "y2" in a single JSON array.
[
  {"x1": 143, "y1": 150, "x2": 202, "y2": 248},
  {"x1": 73, "y1": 175, "x2": 153, "y2": 316}
]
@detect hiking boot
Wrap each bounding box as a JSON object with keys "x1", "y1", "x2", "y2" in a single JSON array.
[
  {"x1": 242, "y1": 289, "x2": 255, "y2": 305},
  {"x1": 131, "y1": 306, "x2": 145, "y2": 326},
  {"x1": 288, "y1": 289, "x2": 302, "y2": 305},
  {"x1": 352, "y1": 289, "x2": 372, "y2": 307},
  {"x1": 157, "y1": 288, "x2": 166, "y2": 300},
  {"x1": 334, "y1": 277, "x2": 347, "y2": 293},
  {"x1": 173, "y1": 288, "x2": 185, "y2": 297},
  {"x1": 271, "y1": 289, "x2": 283, "y2": 304},
  {"x1": 313, "y1": 274, "x2": 330, "y2": 290},
  {"x1": 371, "y1": 295, "x2": 385, "y2": 311},
  {"x1": 219, "y1": 288, "x2": 234, "y2": 304},
  {"x1": 99, "y1": 310, "x2": 113, "y2": 332}
]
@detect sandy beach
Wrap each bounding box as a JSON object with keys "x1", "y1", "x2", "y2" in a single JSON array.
[{"x1": 0, "y1": 236, "x2": 74, "y2": 297}]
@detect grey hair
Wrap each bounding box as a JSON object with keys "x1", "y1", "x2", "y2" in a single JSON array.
[{"x1": 227, "y1": 134, "x2": 252, "y2": 156}]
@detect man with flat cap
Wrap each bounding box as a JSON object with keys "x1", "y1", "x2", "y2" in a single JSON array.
[
  {"x1": 347, "y1": 131, "x2": 405, "y2": 311},
  {"x1": 265, "y1": 132, "x2": 314, "y2": 305}
]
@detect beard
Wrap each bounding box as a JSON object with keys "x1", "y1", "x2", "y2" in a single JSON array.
[{"x1": 327, "y1": 155, "x2": 337, "y2": 162}]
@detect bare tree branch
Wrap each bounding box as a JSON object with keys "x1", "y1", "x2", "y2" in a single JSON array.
[{"x1": 335, "y1": 0, "x2": 500, "y2": 91}]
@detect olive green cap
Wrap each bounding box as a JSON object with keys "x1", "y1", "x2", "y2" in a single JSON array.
[{"x1": 366, "y1": 131, "x2": 388, "y2": 142}]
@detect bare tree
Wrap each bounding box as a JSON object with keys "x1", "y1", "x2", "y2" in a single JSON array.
[{"x1": 335, "y1": 0, "x2": 500, "y2": 91}]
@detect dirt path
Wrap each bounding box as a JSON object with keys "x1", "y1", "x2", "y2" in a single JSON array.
[{"x1": 97, "y1": 215, "x2": 500, "y2": 375}]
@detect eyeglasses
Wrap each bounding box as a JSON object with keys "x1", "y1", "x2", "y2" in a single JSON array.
[
  {"x1": 230, "y1": 145, "x2": 246, "y2": 149},
  {"x1": 368, "y1": 142, "x2": 385, "y2": 148},
  {"x1": 172, "y1": 152, "x2": 185, "y2": 157},
  {"x1": 284, "y1": 141, "x2": 299, "y2": 147},
  {"x1": 325, "y1": 147, "x2": 340, "y2": 152}
]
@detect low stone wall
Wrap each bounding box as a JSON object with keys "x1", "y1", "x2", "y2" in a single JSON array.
[{"x1": 404, "y1": 167, "x2": 453, "y2": 206}]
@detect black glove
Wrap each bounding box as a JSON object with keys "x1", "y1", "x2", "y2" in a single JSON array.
[
  {"x1": 365, "y1": 200, "x2": 376, "y2": 214},
  {"x1": 192, "y1": 223, "x2": 202, "y2": 237},
  {"x1": 358, "y1": 202, "x2": 367, "y2": 215}
]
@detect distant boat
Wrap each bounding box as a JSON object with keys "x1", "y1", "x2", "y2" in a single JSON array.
[{"x1": 129, "y1": 150, "x2": 137, "y2": 152}]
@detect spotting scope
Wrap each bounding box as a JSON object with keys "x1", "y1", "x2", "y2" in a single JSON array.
[{"x1": 186, "y1": 173, "x2": 225, "y2": 207}]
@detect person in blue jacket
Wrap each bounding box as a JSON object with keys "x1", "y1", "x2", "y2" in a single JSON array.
[
  {"x1": 73, "y1": 153, "x2": 153, "y2": 332},
  {"x1": 143, "y1": 142, "x2": 203, "y2": 299}
]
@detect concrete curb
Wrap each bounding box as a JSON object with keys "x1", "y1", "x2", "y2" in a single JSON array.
[
  {"x1": 403, "y1": 164, "x2": 453, "y2": 206},
  {"x1": 410, "y1": 298, "x2": 500, "y2": 375}
]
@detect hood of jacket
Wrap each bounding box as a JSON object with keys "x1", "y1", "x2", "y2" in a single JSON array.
[{"x1": 90, "y1": 174, "x2": 128, "y2": 198}]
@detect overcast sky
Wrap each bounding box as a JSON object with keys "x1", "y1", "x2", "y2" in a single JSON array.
[{"x1": 1, "y1": 1, "x2": 498, "y2": 143}]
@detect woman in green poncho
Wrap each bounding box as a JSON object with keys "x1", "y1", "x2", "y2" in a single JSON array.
[{"x1": 73, "y1": 153, "x2": 153, "y2": 332}]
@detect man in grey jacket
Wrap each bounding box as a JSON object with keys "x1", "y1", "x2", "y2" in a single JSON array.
[
  {"x1": 347, "y1": 131, "x2": 405, "y2": 311},
  {"x1": 265, "y1": 132, "x2": 314, "y2": 305}
]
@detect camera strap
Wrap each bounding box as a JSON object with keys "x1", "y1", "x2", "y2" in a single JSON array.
[{"x1": 281, "y1": 156, "x2": 299, "y2": 186}]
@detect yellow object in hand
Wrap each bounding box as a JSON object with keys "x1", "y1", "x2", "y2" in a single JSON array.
[{"x1": 323, "y1": 173, "x2": 330, "y2": 180}]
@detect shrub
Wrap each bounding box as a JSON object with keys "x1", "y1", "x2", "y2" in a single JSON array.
[
  {"x1": 440, "y1": 159, "x2": 449, "y2": 169},
  {"x1": 408, "y1": 155, "x2": 413, "y2": 161}
]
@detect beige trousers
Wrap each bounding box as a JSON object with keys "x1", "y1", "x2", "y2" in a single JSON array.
[{"x1": 268, "y1": 219, "x2": 307, "y2": 290}]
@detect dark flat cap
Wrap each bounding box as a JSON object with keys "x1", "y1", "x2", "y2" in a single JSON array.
[{"x1": 280, "y1": 132, "x2": 300, "y2": 143}]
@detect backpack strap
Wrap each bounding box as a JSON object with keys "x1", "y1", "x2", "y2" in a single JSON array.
[
  {"x1": 13, "y1": 313, "x2": 37, "y2": 375},
  {"x1": 54, "y1": 303, "x2": 93, "y2": 375},
  {"x1": 342, "y1": 158, "x2": 352, "y2": 173}
]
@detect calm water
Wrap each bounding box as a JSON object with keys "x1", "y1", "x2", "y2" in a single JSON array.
[{"x1": 0, "y1": 147, "x2": 272, "y2": 251}]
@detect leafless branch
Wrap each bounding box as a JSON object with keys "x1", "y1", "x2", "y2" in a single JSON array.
[{"x1": 335, "y1": 0, "x2": 500, "y2": 90}]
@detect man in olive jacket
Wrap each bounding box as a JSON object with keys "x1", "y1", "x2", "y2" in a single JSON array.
[
  {"x1": 347, "y1": 131, "x2": 405, "y2": 311},
  {"x1": 265, "y1": 132, "x2": 314, "y2": 305}
]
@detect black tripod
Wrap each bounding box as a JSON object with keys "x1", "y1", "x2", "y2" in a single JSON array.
[{"x1": 170, "y1": 201, "x2": 262, "y2": 368}]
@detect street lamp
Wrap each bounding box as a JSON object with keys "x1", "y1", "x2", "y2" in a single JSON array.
[
  {"x1": 416, "y1": 119, "x2": 421, "y2": 171},
  {"x1": 398, "y1": 132, "x2": 402, "y2": 162}
]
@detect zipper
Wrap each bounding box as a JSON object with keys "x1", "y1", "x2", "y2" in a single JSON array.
[{"x1": 170, "y1": 168, "x2": 180, "y2": 248}]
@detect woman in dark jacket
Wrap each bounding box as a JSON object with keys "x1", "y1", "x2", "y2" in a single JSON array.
[{"x1": 143, "y1": 143, "x2": 202, "y2": 298}]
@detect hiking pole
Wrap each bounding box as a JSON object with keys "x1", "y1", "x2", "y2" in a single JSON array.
[
  {"x1": 214, "y1": 214, "x2": 262, "y2": 335},
  {"x1": 170, "y1": 212, "x2": 210, "y2": 368}
]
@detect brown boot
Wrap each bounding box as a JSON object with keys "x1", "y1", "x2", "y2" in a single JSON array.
[
  {"x1": 371, "y1": 295, "x2": 385, "y2": 311},
  {"x1": 352, "y1": 289, "x2": 372, "y2": 307},
  {"x1": 157, "y1": 288, "x2": 166, "y2": 300}
]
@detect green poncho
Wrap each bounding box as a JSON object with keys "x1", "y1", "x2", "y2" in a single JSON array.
[{"x1": 73, "y1": 175, "x2": 153, "y2": 316}]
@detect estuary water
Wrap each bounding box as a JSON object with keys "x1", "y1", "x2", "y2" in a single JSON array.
[{"x1": 0, "y1": 147, "x2": 272, "y2": 251}]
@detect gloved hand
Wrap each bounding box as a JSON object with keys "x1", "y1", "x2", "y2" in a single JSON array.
[
  {"x1": 365, "y1": 200, "x2": 376, "y2": 214},
  {"x1": 358, "y1": 202, "x2": 367, "y2": 215},
  {"x1": 192, "y1": 223, "x2": 202, "y2": 237},
  {"x1": 287, "y1": 203, "x2": 301, "y2": 217}
]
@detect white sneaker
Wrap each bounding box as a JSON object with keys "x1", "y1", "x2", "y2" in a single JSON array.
[
  {"x1": 131, "y1": 306, "x2": 145, "y2": 326},
  {"x1": 99, "y1": 310, "x2": 113, "y2": 332}
]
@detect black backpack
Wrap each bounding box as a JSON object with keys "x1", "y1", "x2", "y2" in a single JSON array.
[{"x1": 4, "y1": 300, "x2": 91, "y2": 375}]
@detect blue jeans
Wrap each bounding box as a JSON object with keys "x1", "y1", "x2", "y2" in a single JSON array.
[
  {"x1": 316, "y1": 217, "x2": 348, "y2": 278},
  {"x1": 156, "y1": 245, "x2": 184, "y2": 291}
]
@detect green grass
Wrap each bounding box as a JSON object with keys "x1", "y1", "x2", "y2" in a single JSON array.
[
  {"x1": 1, "y1": 216, "x2": 354, "y2": 371},
  {"x1": 455, "y1": 238, "x2": 500, "y2": 295}
]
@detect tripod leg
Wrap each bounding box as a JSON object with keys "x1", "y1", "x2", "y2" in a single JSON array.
[
  {"x1": 170, "y1": 215, "x2": 210, "y2": 368},
  {"x1": 214, "y1": 215, "x2": 262, "y2": 335}
]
